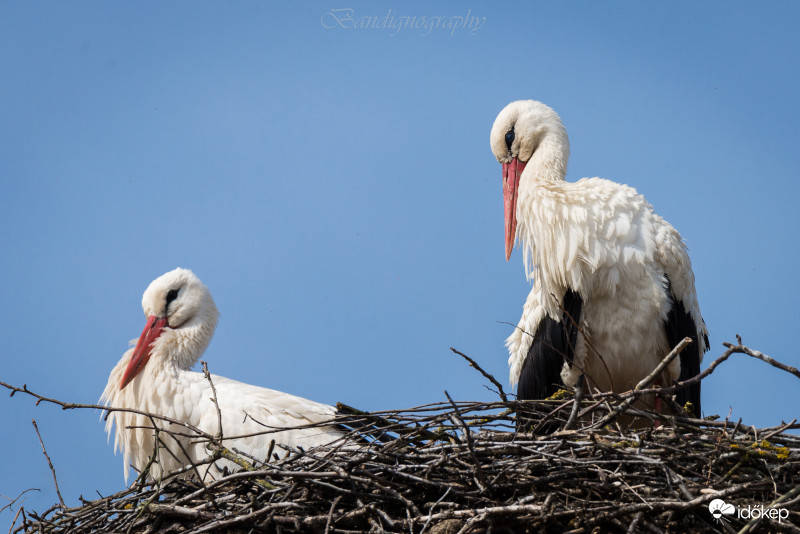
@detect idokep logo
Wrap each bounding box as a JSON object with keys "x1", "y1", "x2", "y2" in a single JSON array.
[
  {"x1": 708, "y1": 499, "x2": 790, "y2": 524},
  {"x1": 708, "y1": 499, "x2": 735, "y2": 522}
]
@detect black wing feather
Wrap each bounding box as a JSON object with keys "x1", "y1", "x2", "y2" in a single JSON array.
[
  {"x1": 663, "y1": 275, "x2": 704, "y2": 418},
  {"x1": 517, "y1": 290, "x2": 583, "y2": 400}
]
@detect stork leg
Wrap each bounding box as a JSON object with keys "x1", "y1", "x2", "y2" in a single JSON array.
[{"x1": 653, "y1": 376, "x2": 663, "y2": 428}]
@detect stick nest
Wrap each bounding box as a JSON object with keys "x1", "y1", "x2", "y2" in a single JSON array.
[{"x1": 5, "y1": 340, "x2": 800, "y2": 534}]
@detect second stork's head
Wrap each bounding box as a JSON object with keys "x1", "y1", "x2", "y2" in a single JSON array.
[
  {"x1": 119, "y1": 268, "x2": 219, "y2": 390},
  {"x1": 490, "y1": 100, "x2": 570, "y2": 260}
]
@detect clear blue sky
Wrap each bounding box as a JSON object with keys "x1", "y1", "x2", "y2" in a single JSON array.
[{"x1": 2, "y1": 1, "x2": 798, "y2": 520}]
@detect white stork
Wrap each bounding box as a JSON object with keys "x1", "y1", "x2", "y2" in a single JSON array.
[
  {"x1": 489, "y1": 100, "x2": 708, "y2": 417},
  {"x1": 101, "y1": 268, "x2": 343, "y2": 481}
]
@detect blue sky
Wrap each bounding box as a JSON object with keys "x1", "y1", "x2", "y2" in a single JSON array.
[{"x1": 2, "y1": 1, "x2": 799, "y2": 520}]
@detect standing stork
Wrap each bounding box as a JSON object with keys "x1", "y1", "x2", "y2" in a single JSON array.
[
  {"x1": 101, "y1": 268, "x2": 343, "y2": 481},
  {"x1": 489, "y1": 100, "x2": 708, "y2": 417}
]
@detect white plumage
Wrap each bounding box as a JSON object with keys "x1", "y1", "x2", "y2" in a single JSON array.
[
  {"x1": 101, "y1": 268, "x2": 342, "y2": 482},
  {"x1": 490, "y1": 100, "x2": 708, "y2": 416}
]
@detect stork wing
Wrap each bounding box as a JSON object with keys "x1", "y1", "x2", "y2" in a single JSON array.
[
  {"x1": 657, "y1": 223, "x2": 709, "y2": 418},
  {"x1": 508, "y1": 288, "x2": 583, "y2": 399},
  {"x1": 206, "y1": 375, "x2": 341, "y2": 456}
]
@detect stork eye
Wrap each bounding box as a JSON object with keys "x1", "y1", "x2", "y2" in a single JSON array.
[
  {"x1": 505, "y1": 129, "x2": 515, "y2": 151},
  {"x1": 166, "y1": 289, "x2": 179, "y2": 305}
]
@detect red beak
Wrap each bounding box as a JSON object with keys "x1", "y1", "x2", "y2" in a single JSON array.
[
  {"x1": 502, "y1": 157, "x2": 526, "y2": 261},
  {"x1": 120, "y1": 315, "x2": 168, "y2": 390}
]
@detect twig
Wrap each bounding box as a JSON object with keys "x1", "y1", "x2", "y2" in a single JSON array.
[
  {"x1": 201, "y1": 361, "x2": 224, "y2": 442},
  {"x1": 0, "y1": 381, "x2": 211, "y2": 439},
  {"x1": 761, "y1": 419, "x2": 797, "y2": 442},
  {"x1": 725, "y1": 337, "x2": 800, "y2": 380},
  {"x1": 31, "y1": 420, "x2": 65, "y2": 510},
  {"x1": 324, "y1": 495, "x2": 342, "y2": 534},
  {"x1": 8, "y1": 506, "x2": 23, "y2": 534},
  {"x1": 444, "y1": 391, "x2": 488, "y2": 492},
  {"x1": 420, "y1": 487, "x2": 451, "y2": 534},
  {"x1": 0, "y1": 489, "x2": 38, "y2": 515},
  {"x1": 450, "y1": 347, "x2": 508, "y2": 402}
]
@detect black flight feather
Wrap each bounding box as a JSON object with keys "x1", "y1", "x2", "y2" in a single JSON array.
[
  {"x1": 517, "y1": 290, "x2": 583, "y2": 400},
  {"x1": 663, "y1": 275, "x2": 704, "y2": 418}
]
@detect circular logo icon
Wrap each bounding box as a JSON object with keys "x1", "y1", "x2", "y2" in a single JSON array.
[{"x1": 708, "y1": 499, "x2": 735, "y2": 520}]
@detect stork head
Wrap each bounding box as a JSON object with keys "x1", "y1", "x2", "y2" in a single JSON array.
[
  {"x1": 490, "y1": 100, "x2": 570, "y2": 260},
  {"x1": 120, "y1": 268, "x2": 219, "y2": 390}
]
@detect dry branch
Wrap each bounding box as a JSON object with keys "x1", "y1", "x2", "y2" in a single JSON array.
[{"x1": 30, "y1": 420, "x2": 65, "y2": 512}]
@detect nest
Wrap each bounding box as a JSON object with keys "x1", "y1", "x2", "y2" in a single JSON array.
[{"x1": 4, "y1": 339, "x2": 800, "y2": 533}]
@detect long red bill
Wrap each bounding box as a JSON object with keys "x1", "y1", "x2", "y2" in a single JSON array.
[
  {"x1": 502, "y1": 157, "x2": 526, "y2": 261},
  {"x1": 120, "y1": 315, "x2": 168, "y2": 390}
]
